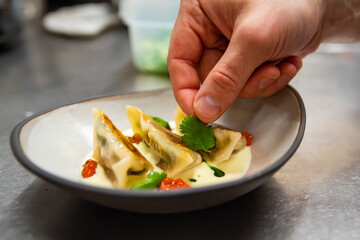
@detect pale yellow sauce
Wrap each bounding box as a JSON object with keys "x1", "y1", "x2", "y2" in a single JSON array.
[
  {"x1": 81, "y1": 151, "x2": 113, "y2": 188},
  {"x1": 176, "y1": 147, "x2": 251, "y2": 187},
  {"x1": 81, "y1": 125, "x2": 251, "y2": 188}
]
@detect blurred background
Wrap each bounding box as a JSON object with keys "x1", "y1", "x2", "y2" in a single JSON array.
[
  {"x1": 0, "y1": 0, "x2": 180, "y2": 72},
  {"x1": 1, "y1": 0, "x2": 118, "y2": 46},
  {"x1": 0, "y1": 0, "x2": 181, "y2": 114}
]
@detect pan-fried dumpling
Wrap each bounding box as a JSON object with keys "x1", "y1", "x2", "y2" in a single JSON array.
[
  {"x1": 201, "y1": 126, "x2": 246, "y2": 163},
  {"x1": 174, "y1": 107, "x2": 246, "y2": 163},
  {"x1": 174, "y1": 107, "x2": 187, "y2": 134},
  {"x1": 93, "y1": 109, "x2": 153, "y2": 189},
  {"x1": 126, "y1": 105, "x2": 202, "y2": 176}
]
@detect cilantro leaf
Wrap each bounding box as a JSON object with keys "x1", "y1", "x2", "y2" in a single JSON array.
[
  {"x1": 180, "y1": 116, "x2": 215, "y2": 152},
  {"x1": 152, "y1": 116, "x2": 171, "y2": 129},
  {"x1": 131, "y1": 172, "x2": 167, "y2": 190}
]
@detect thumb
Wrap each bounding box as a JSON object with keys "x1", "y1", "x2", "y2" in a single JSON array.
[{"x1": 193, "y1": 37, "x2": 259, "y2": 123}]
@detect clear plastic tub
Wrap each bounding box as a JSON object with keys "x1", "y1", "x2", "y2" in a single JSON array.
[{"x1": 120, "y1": 0, "x2": 180, "y2": 74}]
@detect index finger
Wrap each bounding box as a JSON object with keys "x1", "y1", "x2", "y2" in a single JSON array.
[{"x1": 167, "y1": 3, "x2": 203, "y2": 116}]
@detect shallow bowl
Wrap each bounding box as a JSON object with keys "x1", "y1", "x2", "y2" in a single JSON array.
[{"x1": 10, "y1": 87, "x2": 305, "y2": 213}]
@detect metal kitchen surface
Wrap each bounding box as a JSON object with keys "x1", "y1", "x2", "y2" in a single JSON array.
[{"x1": 0, "y1": 21, "x2": 359, "y2": 239}]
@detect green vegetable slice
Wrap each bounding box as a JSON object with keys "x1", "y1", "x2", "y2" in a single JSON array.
[
  {"x1": 131, "y1": 172, "x2": 167, "y2": 190},
  {"x1": 152, "y1": 116, "x2": 171, "y2": 129}
]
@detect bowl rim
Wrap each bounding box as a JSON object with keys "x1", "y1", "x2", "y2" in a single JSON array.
[{"x1": 10, "y1": 86, "x2": 306, "y2": 198}]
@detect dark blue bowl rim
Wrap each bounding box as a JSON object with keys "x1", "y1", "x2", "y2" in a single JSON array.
[{"x1": 10, "y1": 86, "x2": 306, "y2": 198}]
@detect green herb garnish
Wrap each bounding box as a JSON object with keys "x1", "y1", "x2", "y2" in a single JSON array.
[
  {"x1": 131, "y1": 172, "x2": 167, "y2": 190},
  {"x1": 152, "y1": 116, "x2": 171, "y2": 129},
  {"x1": 202, "y1": 158, "x2": 225, "y2": 177},
  {"x1": 180, "y1": 116, "x2": 215, "y2": 152},
  {"x1": 189, "y1": 178, "x2": 197, "y2": 182}
]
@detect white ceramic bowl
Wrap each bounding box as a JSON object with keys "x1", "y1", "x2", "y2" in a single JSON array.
[{"x1": 10, "y1": 87, "x2": 305, "y2": 213}]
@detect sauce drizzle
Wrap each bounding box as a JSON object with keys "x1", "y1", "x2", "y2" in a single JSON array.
[{"x1": 82, "y1": 159, "x2": 98, "y2": 178}]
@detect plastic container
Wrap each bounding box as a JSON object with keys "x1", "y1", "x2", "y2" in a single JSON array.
[{"x1": 120, "y1": 0, "x2": 180, "y2": 74}]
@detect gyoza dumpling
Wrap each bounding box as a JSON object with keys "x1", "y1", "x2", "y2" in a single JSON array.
[
  {"x1": 201, "y1": 126, "x2": 246, "y2": 163},
  {"x1": 174, "y1": 107, "x2": 187, "y2": 134},
  {"x1": 174, "y1": 107, "x2": 246, "y2": 163},
  {"x1": 126, "y1": 105, "x2": 202, "y2": 177},
  {"x1": 93, "y1": 109, "x2": 153, "y2": 189}
]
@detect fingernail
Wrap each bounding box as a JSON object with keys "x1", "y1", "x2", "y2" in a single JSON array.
[
  {"x1": 259, "y1": 77, "x2": 277, "y2": 89},
  {"x1": 195, "y1": 95, "x2": 221, "y2": 119}
]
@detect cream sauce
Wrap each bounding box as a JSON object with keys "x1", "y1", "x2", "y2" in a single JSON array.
[
  {"x1": 81, "y1": 151, "x2": 113, "y2": 188},
  {"x1": 81, "y1": 124, "x2": 251, "y2": 188}
]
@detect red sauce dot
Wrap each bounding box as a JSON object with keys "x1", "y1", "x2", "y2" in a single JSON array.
[
  {"x1": 241, "y1": 131, "x2": 254, "y2": 146},
  {"x1": 159, "y1": 177, "x2": 190, "y2": 191},
  {"x1": 128, "y1": 133, "x2": 142, "y2": 144},
  {"x1": 81, "y1": 159, "x2": 98, "y2": 178}
]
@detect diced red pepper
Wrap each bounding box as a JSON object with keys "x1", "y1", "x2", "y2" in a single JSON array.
[
  {"x1": 159, "y1": 177, "x2": 190, "y2": 191},
  {"x1": 81, "y1": 159, "x2": 98, "y2": 178}
]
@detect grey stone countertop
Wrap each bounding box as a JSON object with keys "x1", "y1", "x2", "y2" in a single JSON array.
[{"x1": 0, "y1": 21, "x2": 359, "y2": 240}]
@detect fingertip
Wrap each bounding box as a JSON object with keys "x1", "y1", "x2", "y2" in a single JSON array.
[
  {"x1": 261, "y1": 61, "x2": 299, "y2": 96},
  {"x1": 193, "y1": 69, "x2": 242, "y2": 123},
  {"x1": 278, "y1": 61, "x2": 298, "y2": 79},
  {"x1": 239, "y1": 57, "x2": 301, "y2": 98},
  {"x1": 275, "y1": 73, "x2": 293, "y2": 88},
  {"x1": 193, "y1": 94, "x2": 221, "y2": 123},
  {"x1": 285, "y1": 56, "x2": 303, "y2": 71},
  {"x1": 238, "y1": 63, "x2": 280, "y2": 98}
]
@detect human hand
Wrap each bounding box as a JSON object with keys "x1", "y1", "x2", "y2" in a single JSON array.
[{"x1": 168, "y1": 0, "x2": 325, "y2": 123}]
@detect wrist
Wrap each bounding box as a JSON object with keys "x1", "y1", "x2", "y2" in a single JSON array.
[{"x1": 321, "y1": 0, "x2": 360, "y2": 42}]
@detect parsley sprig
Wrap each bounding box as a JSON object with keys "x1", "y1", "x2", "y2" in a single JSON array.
[{"x1": 180, "y1": 116, "x2": 215, "y2": 152}]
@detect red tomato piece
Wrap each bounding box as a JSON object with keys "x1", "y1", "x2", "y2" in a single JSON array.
[
  {"x1": 241, "y1": 131, "x2": 254, "y2": 146},
  {"x1": 159, "y1": 177, "x2": 190, "y2": 191},
  {"x1": 81, "y1": 159, "x2": 98, "y2": 178}
]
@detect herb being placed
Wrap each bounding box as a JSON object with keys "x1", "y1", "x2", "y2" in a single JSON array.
[
  {"x1": 180, "y1": 116, "x2": 215, "y2": 152},
  {"x1": 180, "y1": 116, "x2": 225, "y2": 177}
]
